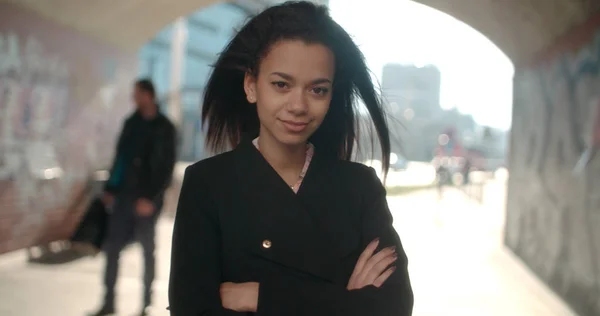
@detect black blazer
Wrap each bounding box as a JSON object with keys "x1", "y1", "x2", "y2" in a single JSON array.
[{"x1": 168, "y1": 138, "x2": 413, "y2": 316}]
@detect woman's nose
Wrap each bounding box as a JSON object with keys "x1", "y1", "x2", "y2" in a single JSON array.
[{"x1": 287, "y1": 90, "x2": 309, "y2": 114}]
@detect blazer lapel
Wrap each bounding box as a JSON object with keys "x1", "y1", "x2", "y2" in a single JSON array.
[
  {"x1": 231, "y1": 139, "x2": 341, "y2": 283},
  {"x1": 296, "y1": 153, "x2": 362, "y2": 260}
]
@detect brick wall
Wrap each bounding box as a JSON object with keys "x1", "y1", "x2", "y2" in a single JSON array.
[{"x1": 0, "y1": 4, "x2": 136, "y2": 254}]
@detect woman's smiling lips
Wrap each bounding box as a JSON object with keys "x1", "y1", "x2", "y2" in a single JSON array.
[{"x1": 280, "y1": 119, "x2": 309, "y2": 132}]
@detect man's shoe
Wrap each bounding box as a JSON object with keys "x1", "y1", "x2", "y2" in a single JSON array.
[
  {"x1": 142, "y1": 291, "x2": 152, "y2": 315},
  {"x1": 89, "y1": 305, "x2": 115, "y2": 316},
  {"x1": 139, "y1": 305, "x2": 152, "y2": 316}
]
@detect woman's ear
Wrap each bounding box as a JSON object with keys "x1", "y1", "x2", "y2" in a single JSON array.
[{"x1": 244, "y1": 72, "x2": 257, "y2": 104}]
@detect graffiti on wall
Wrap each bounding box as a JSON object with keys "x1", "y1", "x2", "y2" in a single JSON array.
[
  {"x1": 0, "y1": 31, "x2": 71, "y2": 212},
  {"x1": 508, "y1": 17, "x2": 600, "y2": 316},
  {"x1": 0, "y1": 4, "x2": 136, "y2": 253}
]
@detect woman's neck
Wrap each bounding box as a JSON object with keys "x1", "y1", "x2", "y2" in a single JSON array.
[{"x1": 257, "y1": 134, "x2": 306, "y2": 174}]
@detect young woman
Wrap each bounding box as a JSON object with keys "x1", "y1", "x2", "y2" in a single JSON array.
[{"x1": 168, "y1": 2, "x2": 414, "y2": 315}]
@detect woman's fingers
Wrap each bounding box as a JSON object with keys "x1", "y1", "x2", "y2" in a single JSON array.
[
  {"x1": 348, "y1": 239, "x2": 400, "y2": 290},
  {"x1": 348, "y1": 238, "x2": 379, "y2": 288},
  {"x1": 357, "y1": 246, "x2": 397, "y2": 285},
  {"x1": 372, "y1": 266, "x2": 397, "y2": 288},
  {"x1": 368, "y1": 246, "x2": 396, "y2": 268},
  {"x1": 365, "y1": 251, "x2": 397, "y2": 284},
  {"x1": 356, "y1": 238, "x2": 379, "y2": 273}
]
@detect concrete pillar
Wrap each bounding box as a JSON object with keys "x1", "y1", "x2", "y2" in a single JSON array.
[{"x1": 168, "y1": 17, "x2": 188, "y2": 126}]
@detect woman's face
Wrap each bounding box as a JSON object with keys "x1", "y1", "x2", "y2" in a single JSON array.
[{"x1": 244, "y1": 40, "x2": 335, "y2": 147}]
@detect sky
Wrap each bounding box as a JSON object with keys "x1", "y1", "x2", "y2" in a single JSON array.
[{"x1": 328, "y1": 0, "x2": 515, "y2": 130}]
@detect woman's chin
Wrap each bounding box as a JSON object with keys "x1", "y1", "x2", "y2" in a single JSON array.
[{"x1": 275, "y1": 134, "x2": 311, "y2": 147}]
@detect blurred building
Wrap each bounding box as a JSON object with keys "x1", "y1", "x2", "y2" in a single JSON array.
[
  {"x1": 380, "y1": 63, "x2": 507, "y2": 165},
  {"x1": 381, "y1": 64, "x2": 443, "y2": 161},
  {"x1": 382, "y1": 64, "x2": 441, "y2": 119}
]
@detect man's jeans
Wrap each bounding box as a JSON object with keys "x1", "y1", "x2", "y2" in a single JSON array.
[{"x1": 102, "y1": 194, "x2": 163, "y2": 308}]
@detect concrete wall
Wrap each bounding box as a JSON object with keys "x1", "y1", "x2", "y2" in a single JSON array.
[
  {"x1": 507, "y1": 11, "x2": 600, "y2": 316},
  {"x1": 0, "y1": 4, "x2": 136, "y2": 254}
]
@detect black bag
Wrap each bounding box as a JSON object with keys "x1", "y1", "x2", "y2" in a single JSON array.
[{"x1": 70, "y1": 197, "x2": 110, "y2": 254}]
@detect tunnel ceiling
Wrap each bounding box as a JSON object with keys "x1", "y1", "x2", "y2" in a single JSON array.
[
  {"x1": 2, "y1": 0, "x2": 599, "y2": 65},
  {"x1": 416, "y1": 0, "x2": 600, "y2": 65}
]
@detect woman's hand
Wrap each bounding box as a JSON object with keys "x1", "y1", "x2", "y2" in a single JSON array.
[
  {"x1": 347, "y1": 238, "x2": 397, "y2": 290},
  {"x1": 220, "y1": 282, "x2": 259, "y2": 312}
]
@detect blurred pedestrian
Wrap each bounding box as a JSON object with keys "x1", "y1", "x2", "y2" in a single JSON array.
[{"x1": 92, "y1": 79, "x2": 176, "y2": 316}]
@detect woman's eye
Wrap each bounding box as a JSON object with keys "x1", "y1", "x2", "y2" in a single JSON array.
[
  {"x1": 272, "y1": 81, "x2": 288, "y2": 89},
  {"x1": 312, "y1": 87, "x2": 329, "y2": 96}
]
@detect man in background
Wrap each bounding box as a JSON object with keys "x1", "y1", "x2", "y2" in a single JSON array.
[{"x1": 93, "y1": 79, "x2": 176, "y2": 316}]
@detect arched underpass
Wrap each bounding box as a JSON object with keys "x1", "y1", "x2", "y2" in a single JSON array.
[{"x1": 1, "y1": 0, "x2": 600, "y2": 315}]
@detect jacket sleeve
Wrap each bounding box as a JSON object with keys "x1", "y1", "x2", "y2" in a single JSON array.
[
  {"x1": 255, "y1": 167, "x2": 414, "y2": 316},
  {"x1": 140, "y1": 122, "x2": 177, "y2": 200},
  {"x1": 168, "y1": 166, "x2": 241, "y2": 316}
]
